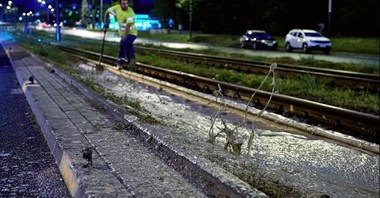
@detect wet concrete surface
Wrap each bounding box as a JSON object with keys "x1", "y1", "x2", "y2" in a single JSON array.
[{"x1": 0, "y1": 45, "x2": 71, "y2": 197}]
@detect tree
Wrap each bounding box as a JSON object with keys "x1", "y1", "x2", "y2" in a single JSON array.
[
  {"x1": 61, "y1": 4, "x2": 81, "y2": 27},
  {"x1": 152, "y1": 0, "x2": 177, "y2": 28},
  {"x1": 334, "y1": 0, "x2": 379, "y2": 36},
  {"x1": 152, "y1": 0, "x2": 380, "y2": 36}
]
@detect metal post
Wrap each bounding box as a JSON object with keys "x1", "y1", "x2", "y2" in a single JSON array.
[
  {"x1": 0, "y1": 4, "x2": 2, "y2": 22},
  {"x1": 92, "y1": 0, "x2": 95, "y2": 29},
  {"x1": 100, "y1": 0, "x2": 103, "y2": 27},
  {"x1": 23, "y1": 0, "x2": 28, "y2": 33},
  {"x1": 189, "y1": 0, "x2": 192, "y2": 38},
  {"x1": 55, "y1": 0, "x2": 60, "y2": 42},
  {"x1": 328, "y1": 0, "x2": 332, "y2": 36},
  {"x1": 24, "y1": 14, "x2": 29, "y2": 33},
  {"x1": 13, "y1": 8, "x2": 16, "y2": 28}
]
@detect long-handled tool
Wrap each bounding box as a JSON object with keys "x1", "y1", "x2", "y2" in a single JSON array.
[{"x1": 96, "y1": 29, "x2": 107, "y2": 70}]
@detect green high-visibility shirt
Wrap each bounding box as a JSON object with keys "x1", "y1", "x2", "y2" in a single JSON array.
[{"x1": 107, "y1": 5, "x2": 138, "y2": 37}]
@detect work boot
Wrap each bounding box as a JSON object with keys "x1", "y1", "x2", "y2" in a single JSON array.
[
  {"x1": 116, "y1": 58, "x2": 126, "y2": 70},
  {"x1": 128, "y1": 58, "x2": 137, "y2": 72}
]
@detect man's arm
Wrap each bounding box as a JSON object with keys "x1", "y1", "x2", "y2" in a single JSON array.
[
  {"x1": 124, "y1": 14, "x2": 134, "y2": 37},
  {"x1": 104, "y1": 9, "x2": 110, "y2": 25},
  {"x1": 104, "y1": 7, "x2": 115, "y2": 29},
  {"x1": 124, "y1": 23, "x2": 131, "y2": 37}
]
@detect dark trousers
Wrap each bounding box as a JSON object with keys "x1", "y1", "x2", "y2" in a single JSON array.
[{"x1": 118, "y1": 35, "x2": 137, "y2": 61}]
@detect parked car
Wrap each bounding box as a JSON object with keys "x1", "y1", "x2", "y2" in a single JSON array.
[
  {"x1": 285, "y1": 29, "x2": 332, "y2": 54},
  {"x1": 239, "y1": 30, "x2": 278, "y2": 50}
]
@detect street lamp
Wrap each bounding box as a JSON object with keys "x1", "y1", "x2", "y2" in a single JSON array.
[
  {"x1": 189, "y1": 0, "x2": 193, "y2": 38},
  {"x1": 55, "y1": 0, "x2": 60, "y2": 42},
  {"x1": 22, "y1": 8, "x2": 33, "y2": 33},
  {"x1": 5, "y1": 2, "x2": 17, "y2": 27},
  {"x1": 47, "y1": 4, "x2": 52, "y2": 24},
  {"x1": 0, "y1": 4, "x2": 3, "y2": 22},
  {"x1": 328, "y1": 0, "x2": 332, "y2": 36},
  {"x1": 100, "y1": 0, "x2": 103, "y2": 27},
  {"x1": 23, "y1": 0, "x2": 27, "y2": 32}
]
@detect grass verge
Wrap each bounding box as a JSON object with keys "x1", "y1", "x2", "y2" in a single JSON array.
[
  {"x1": 13, "y1": 29, "x2": 380, "y2": 115},
  {"x1": 8, "y1": 29, "x2": 161, "y2": 125}
]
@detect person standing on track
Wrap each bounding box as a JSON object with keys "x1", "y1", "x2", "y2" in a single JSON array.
[{"x1": 104, "y1": 0, "x2": 138, "y2": 71}]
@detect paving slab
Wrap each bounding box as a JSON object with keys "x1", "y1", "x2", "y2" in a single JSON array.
[{"x1": 2, "y1": 39, "x2": 265, "y2": 198}]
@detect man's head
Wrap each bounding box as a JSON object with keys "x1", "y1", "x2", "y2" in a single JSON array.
[{"x1": 119, "y1": 0, "x2": 128, "y2": 10}]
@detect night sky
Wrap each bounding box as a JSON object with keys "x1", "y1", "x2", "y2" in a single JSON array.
[
  {"x1": 1, "y1": 0, "x2": 154, "y2": 14},
  {"x1": 2, "y1": 0, "x2": 113, "y2": 7}
]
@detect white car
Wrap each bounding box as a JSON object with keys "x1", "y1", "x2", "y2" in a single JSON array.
[{"x1": 285, "y1": 29, "x2": 332, "y2": 54}]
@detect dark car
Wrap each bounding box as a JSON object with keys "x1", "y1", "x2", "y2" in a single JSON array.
[{"x1": 239, "y1": 30, "x2": 278, "y2": 50}]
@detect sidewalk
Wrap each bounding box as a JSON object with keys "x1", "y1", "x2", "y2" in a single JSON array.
[{"x1": 2, "y1": 37, "x2": 266, "y2": 197}]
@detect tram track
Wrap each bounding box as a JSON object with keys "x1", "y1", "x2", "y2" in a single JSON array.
[
  {"x1": 57, "y1": 45, "x2": 379, "y2": 146},
  {"x1": 135, "y1": 46, "x2": 380, "y2": 92}
]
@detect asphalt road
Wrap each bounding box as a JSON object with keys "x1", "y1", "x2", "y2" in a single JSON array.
[
  {"x1": 61, "y1": 28, "x2": 380, "y2": 66},
  {"x1": 215, "y1": 46, "x2": 380, "y2": 66},
  {"x1": 0, "y1": 44, "x2": 70, "y2": 197}
]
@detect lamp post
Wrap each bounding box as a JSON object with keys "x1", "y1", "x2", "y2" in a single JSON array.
[
  {"x1": 23, "y1": 0, "x2": 28, "y2": 32},
  {"x1": 6, "y1": 1, "x2": 16, "y2": 27},
  {"x1": 189, "y1": 0, "x2": 192, "y2": 38},
  {"x1": 0, "y1": 4, "x2": 3, "y2": 22},
  {"x1": 7, "y1": 1, "x2": 12, "y2": 23},
  {"x1": 55, "y1": 0, "x2": 60, "y2": 42},
  {"x1": 328, "y1": 0, "x2": 332, "y2": 36},
  {"x1": 6, "y1": 5, "x2": 10, "y2": 22},
  {"x1": 47, "y1": 5, "x2": 52, "y2": 24},
  {"x1": 24, "y1": 11, "x2": 33, "y2": 33},
  {"x1": 100, "y1": 0, "x2": 103, "y2": 27}
]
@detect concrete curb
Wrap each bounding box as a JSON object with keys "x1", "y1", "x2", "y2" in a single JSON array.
[
  {"x1": 6, "y1": 40, "x2": 377, "y2": 197},
  {"x1": 4, "y1": 43, "x2": 133, "y2": 197},
  {"x1": 49, "y1": 63, "x2": 268, "y2": 197},
  {"x1": 11, "y1": 60, "x2": 86, "y2": 197},
  {"x1": 4, "y1": 41, "x2": 267, "y2": 197}
]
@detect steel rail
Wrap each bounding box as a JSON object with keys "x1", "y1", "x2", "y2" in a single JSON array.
[
  {"x1": 57, "y1": 45, "x2": 379, "y2": 144},
  {"x1": 135, "y1": 46, "x2": 380, "y2": 92}
]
